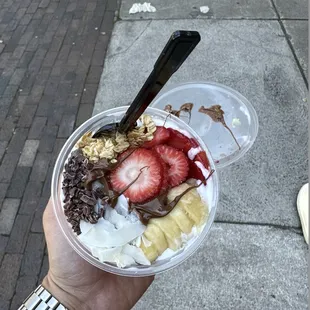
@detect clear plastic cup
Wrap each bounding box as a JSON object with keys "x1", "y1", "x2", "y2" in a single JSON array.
[{"x1": 51, "y1": 106, "x2": 219, "y2": 277}]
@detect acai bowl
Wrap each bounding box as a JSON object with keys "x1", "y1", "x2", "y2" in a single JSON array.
[{"x1": 51, "y1": 106, "x2": 219, "y2": 277}]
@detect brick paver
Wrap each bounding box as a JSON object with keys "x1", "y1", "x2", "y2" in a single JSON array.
[
  {"x1": 0, "y1": 0, "x2": 117, "y2": 308},
  {"x1": 0, "y1": 199, "x2": 20, "y2": 234}
]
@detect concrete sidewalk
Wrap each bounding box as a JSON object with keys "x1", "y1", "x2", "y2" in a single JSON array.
[{"x1": 94, "y1": 0, "x2": 308, "y2": 309}]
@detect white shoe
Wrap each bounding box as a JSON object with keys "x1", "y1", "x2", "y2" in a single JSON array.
[{"x1": 297, "y1": 183, "x2": 309, "y2": 244}]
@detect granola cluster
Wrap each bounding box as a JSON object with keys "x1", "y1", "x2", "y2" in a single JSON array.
[
  {"x1": 76, "y1": 114, "x2": 156, "y2": 162},
  {"x1": 127, "y1": 114, "x2": 156, "y2": 147}
]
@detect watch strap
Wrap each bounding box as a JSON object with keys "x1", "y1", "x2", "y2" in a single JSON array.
[{"x1": 18, "y1": 285, "x2": 68, "y2": 310}]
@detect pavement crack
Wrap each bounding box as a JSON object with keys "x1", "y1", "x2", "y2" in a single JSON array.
[
  {"x1": 214, "y1": 220, "x2": 303, "y2": 235},
  {"x1": 269, "y1": 0, "x2": 308, "y2": 88},
  {"x1": 217, "y1": 22, "x2": 292, "y2": 59},
  {"x1": 109, "y1": 20, "x2": 152, "y2": 58}
]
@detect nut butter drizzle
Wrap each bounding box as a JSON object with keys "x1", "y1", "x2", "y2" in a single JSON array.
[
  {"x1": 129, "y1": 169, "x2": 215, "y2": 225},
  {"x1": 198, "y1": 105, "x2": 241, "y2": 150},
  {"x1": 64, "y1": 122, "x2": 215, "y2": 233},
  {"x1": 62, "y1": 147, "x2": 138, "y2": 234},
  {"x1": 84, "y1": 144, "x2": 214, "y2": 226},
  {"x1": 84, "y1": 148, "x2": 140, "y2": 208}
]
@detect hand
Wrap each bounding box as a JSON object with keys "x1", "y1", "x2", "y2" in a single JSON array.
[{"x1": 42, "y1": 199, "x2": 154, "y2": 310}]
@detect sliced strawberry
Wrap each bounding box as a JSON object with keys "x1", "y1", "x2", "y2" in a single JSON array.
[
  {"x1": 153, "y1": 145, "x2": 189, "y2": 187},
  {"x1": 187, "y1": 160, "x2": 205, "y2": 183},
  {"x1": 194, "y1": 151, "x2": 210, "y2": 169},
  {"x1": 151, "y1": 149, "x2": 169, "y2": 192},
  {"x1": 159, "y1": 159, "x2": 169, "y2": 192},
  {"x1": 190, "y1": 138, "x2": 200, "y2": 148},
  {"x1": 143, "y1": 126, "x2": 170, "y2": 148},
  {"x1": 110, "y1": 148, "x2": 163, "y2": 203},
  {"x1": 166, "y1": 128, "x2": 192, "y2": 152}
]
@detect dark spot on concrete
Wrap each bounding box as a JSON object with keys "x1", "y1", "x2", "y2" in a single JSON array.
[
  {"x1": 189, "y1": 11, "x2": 199, "y2": 18},
  {"x1": 263, "y1": 65, "x2": 293, "y2": 106}
]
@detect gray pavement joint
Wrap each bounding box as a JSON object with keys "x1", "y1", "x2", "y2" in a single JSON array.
[{"x1": 270, "y1": 0, "x2": 308, "y2": 87}]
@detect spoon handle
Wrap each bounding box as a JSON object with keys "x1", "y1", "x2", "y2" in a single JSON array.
[{"x1": 119, "y1": 30, "x2": 201, "y2": 133}]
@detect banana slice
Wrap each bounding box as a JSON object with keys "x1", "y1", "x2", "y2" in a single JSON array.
[
  {"x1": 140, "y1": 241, "x2": 158, "y2": 262},
  {"x1": 140, "y1": 183, "x2": 208, "y2": 261},
  {"x1": 150, "y1": 216, "x2": 182, "y2": 250},
  {"x1": 168, "y1": 208, "x2": 194, "y2": 234},
  {"x1": 168, "y1": 183, "x2": 208, "y2": 226},
  {"x1": 144, "y1": 223, "x2": 168, "y2": 255}
]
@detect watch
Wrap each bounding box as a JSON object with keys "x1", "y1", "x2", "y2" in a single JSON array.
[{"x1": 18, "y1": 285, "x2": 68, "y2": 310}]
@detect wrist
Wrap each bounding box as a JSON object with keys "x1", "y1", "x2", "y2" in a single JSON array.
[{"x1": 42, "y1": 273, "x2": 88, "y2": 310}]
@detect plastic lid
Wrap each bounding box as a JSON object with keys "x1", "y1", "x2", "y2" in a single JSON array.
[{"x1": 151, "y1": 82, "x2": 259, "y2": 169}]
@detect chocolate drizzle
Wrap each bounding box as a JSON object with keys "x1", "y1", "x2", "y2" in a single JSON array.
[
  {"x1": 130, "y1": 183, "x2": 200, "y2": 225},
  {"x1": 62, "y1": 148, "x2": 138, "y2": 233},
  {"x1": 84, "y1": 148, "x2": 139, "y2": 208},
  {"x1": 85, "y1": 148, "x2": 136, "y2": 187},
  {"x1": 130, "y1": 169, "x2": 215, "y2": 225},
  {"x1": 84, "y1": 169, "x2": 105, "y2": 189},
  {"x1": 64, "y1": 123, "x2": 216, "y2": 234},
  {"x1": 199, "y1": 105, "x2": 241, "y2": 150},
  {"x1": 108, "y1": 166, "x2": 149, "y2": 208},
  {"x1": 164, "y1": 103, "x2": 193, "y2": 123},
  {"x1": 163, "y1": 103, "x2": 241, "y2": 150},
  {"x1": 84, "y1": 149, "x2": 136, "y2": 189}
]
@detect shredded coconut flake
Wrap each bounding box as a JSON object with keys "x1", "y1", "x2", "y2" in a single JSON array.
[{"x1": 188, "y1": 147, "x2": 202, "y2": 160}]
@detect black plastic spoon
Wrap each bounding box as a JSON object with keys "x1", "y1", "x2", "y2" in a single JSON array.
[{"x1": 93, "y1": 30, "x2": 201, "y2": 138}]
